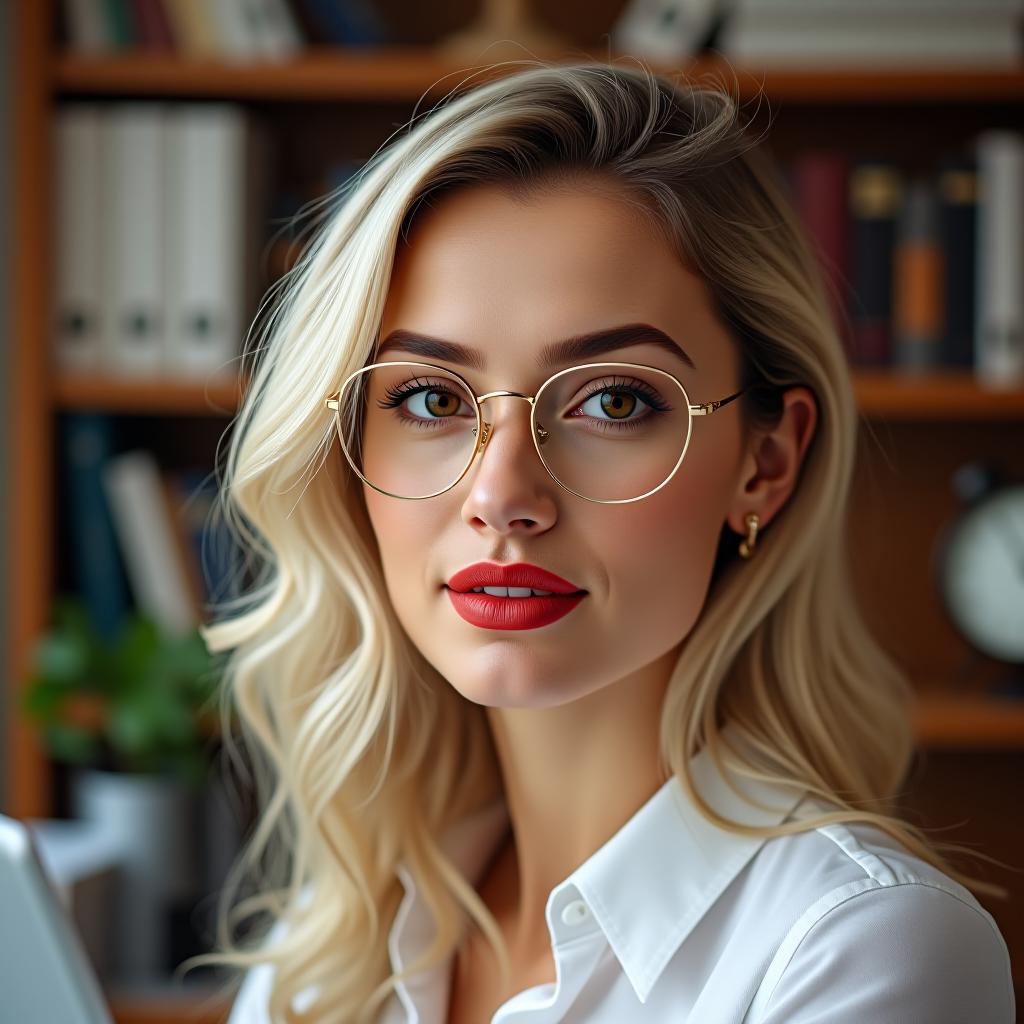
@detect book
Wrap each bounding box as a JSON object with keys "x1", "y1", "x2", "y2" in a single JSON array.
[
  {"x1": 54, "y1": 102, "x2": 269, "y2": 379},
  {"x1": 100, "y1": 103, "x2": 167, "y2": 377},
  {"x1": 847, "y1": 160, "x2": 903, "y2": 367},
  {"x1": 162, "y1": 0, "x2": 221, "y2": 58},
  {"x1": 163, "y1": 104, "x2": 257, "y2": 380},
  {"x1": 892, "y1": 179, "x2": 943, "y2": 372},
  {"x1": 61, "y1": 0, "x2": 116, "y2": 52},
  {"x1": 240, "y1": 0, "x2": 305, "y2": 59},
  {"x1": 719, "y1": 4, "x2": 1023, "y2": 65},
  {"x1": 975, "y1": 131, "x2": 1024, "y2": 387},
  {"x1": 936, "y1": 155, "x2": 978, "y2": 370},
  {"x1": 59, "y1": 413, "x2": 132, "y2": 645},
  {"x1": 53, "y1": 104, "x2": 104, "y2": 375},
  {"x1": 206, "y1": 0, "x2": 264, "y2": 60},
  {"x1": 101, "y1": 449, "x2": 198, "y2": 636},
  {"x1": 789, "y1": 150, "x2": 853, "y2": 363},
  {"x1": 125, "y1": 0, "x2": 176, "y2": 51},
  {"x1": 293, "y1": 0, "x2": 390, "y2": 46}
]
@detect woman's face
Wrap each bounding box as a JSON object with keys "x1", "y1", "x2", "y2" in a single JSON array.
[{"x1": 363, "y1": 182, "x2": 749, "y2": 708}]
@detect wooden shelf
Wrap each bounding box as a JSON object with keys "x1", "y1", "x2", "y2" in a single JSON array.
[
  {"x1": 852, "y1": 369, "x2": 1024, "y2": 420},
  {"x1": 109, "y1": 989, "x2": 230, "y2": 1024},
  {"x1": 53, "y1": 374, "x2": 246, "y2": 416},
  {"x1": 913, "y1": 695, "x2": 1024, "y2": 749},
  {"x1": 52, "y1": 368, "x2": 1024, "y2": 418},
  {"x1": 51, "y1": 49, "x2": 1024, "y2": 104}
]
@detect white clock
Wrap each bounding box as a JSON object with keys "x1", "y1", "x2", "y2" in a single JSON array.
[{"x1": 935, "y1": 463, "x2": 1024, "y2": 665}]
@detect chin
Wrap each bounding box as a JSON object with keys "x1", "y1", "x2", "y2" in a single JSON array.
[
  {"x1": 435, "y1": 648, "x2": 595, "y2": 709},
  {"x1": 452, "y1": 682, "x2": 582, "y2": 710}
]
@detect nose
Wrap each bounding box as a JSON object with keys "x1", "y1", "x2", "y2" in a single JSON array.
[{"x1": 459, "y1": 393, "x2": 558, "y2": 536}]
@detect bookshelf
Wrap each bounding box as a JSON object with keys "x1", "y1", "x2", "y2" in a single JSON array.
[{"x1": 10, "y1": 1, "x2": 1024, "y2": 1018}]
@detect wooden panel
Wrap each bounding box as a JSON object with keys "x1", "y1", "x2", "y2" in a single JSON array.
[
  {"x1": 914, "y1": 696, "x2": 1024, "y2": 749},
  {"x1": 7, "y1": 0, "x2": 52, "y2": 818},
  {"x1": 897, "y1": 751, "x2": 1024, "y2": 996},
  {"x1": 53, "y1": 375, "x2": 246, "y2": 416},
  {"x1": 52, "y1": 52, "x2": 1024, "y2": 104},
  {"x1": 847, "y1": 419, "x2": 1024, "y2": 691},
  {"x1": 853, "y1": 371, "x2": 1024, "y2": 420},
  {"x1": 110, "y1": 991, "x2": 230, "y2": 1024}
]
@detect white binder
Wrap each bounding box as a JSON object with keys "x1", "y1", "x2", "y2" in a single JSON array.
[
  {"x1": 53, "y1": 104, "x2": 104, "y2": 374},
  {"x1": 975, "y1": 131, "x2": 1024, "y2": 388},
  {"x1": 163, "y1": 104, "x2": 248, "y2": 379},
  {"x1": 101, "y1": 104, "x2": 166, "y2": 377}
]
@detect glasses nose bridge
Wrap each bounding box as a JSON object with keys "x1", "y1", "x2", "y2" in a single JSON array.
[
  {"x1": 473, "y1": 390, "x2": 540, "y2": 451},
  {"x1": 477, "y1": 389, "x2": 535, "y2": 407}
]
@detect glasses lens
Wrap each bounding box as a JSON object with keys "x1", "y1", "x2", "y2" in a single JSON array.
[
  {"x1": 335, "y1": 362, "x2": 691, "y2": 502},
  {"x1": 337, "y1": 362, "x2": 479, "y2": 498},
  {"x1": 534, "y1": 364, "x2": 691, "y2": 501}
]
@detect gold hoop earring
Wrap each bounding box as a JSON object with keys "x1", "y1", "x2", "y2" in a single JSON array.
[{"x1": 738, "y1": 513, "x2": 760, "y2": 558}]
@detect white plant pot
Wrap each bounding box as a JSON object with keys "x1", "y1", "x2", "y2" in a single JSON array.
[{"x1": 70, "y1": 769, "x2": 195, "y2": 984}]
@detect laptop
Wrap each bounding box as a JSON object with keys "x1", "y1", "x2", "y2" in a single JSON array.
[{"x1": 0, "y1": 812, "x2": 115, "y2": 1024}]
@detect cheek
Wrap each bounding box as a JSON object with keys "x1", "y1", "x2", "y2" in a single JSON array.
[
  {"x1": 597, "y1": 448, "x2": 734, "y2": 628},
  {"x1": 363, "y1": 487, "x2": 446, "y2": 614}
]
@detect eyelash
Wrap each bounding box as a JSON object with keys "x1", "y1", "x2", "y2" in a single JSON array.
[{"x1": 376, "y1": 375, "x2": 673, "y2": 428}]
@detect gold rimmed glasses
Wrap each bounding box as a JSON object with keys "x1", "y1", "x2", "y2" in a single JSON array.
[{"x1": 324, "y1": 360, "x2": 747, "y2": 504}]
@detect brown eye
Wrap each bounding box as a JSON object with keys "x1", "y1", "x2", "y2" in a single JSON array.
[
  {"x1": 425, "y1": 390, "x2": 460, "y2": 417},
  {"x1": 600, "y1": 390, "x2": 637, "y2": 419}
]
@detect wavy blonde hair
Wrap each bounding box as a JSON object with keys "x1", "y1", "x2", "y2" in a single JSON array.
[{"x1": 183, "y1": 58, "x2": 992, "y2": 1023}]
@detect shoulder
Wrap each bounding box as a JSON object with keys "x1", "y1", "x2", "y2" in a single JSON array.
[
  {"x1": 226, "y1": 917, "x2": 287, "y2": 1024},
  {"x1": 228, "y1": 960, "x2": 274, "y2": 1024},
  {"x1": 744, "y1": 803, "x2": 1015, "y2": 1023}
]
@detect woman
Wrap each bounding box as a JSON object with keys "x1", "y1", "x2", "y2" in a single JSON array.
[{"x1": 192, "y1": 61, "x2": 1014, "y2": 1022}]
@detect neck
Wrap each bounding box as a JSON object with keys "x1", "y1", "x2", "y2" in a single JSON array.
[{"x1": 479, "y1": 644, "x2": 679, "y2": 962}]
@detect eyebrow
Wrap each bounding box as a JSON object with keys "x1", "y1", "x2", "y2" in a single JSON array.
[{"x1": 374, "y1": 322, "x2": 697, "y2": 372}]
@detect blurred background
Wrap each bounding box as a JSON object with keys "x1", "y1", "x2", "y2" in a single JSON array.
[{"x1": 4, "y1": 1, "x2": 1024, "y2": 1020}]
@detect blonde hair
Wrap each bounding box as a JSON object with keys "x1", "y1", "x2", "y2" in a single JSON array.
[{"x1": 183, "y1": 59, "x2": 992, "y2": 1022}]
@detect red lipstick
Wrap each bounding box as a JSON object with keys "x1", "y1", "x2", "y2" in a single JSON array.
[{"x1": 445, "y1": 562, "x2": 587, "y2": 631}]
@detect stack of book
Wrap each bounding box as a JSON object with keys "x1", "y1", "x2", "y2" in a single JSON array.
[
  {"x1": 718, "y1": 0, "x2": 1024, "y2": 66},
  {"x1": 53, "y1": 102, "x2": 270, "y2": 381},
  {"x1": 787, "y1": 131, "x2": 1024, "y2": 386},
  {"x1": 59, "y1": 415, "x2": 234, "y2": 644},
  {"x1": 58, "y1": 0, "x2": 390, "y2": 57}
]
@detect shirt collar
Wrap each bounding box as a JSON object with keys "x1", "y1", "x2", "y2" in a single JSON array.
[{"x1": 395, "y1": 732, "x2": 806, "y2": 1005}]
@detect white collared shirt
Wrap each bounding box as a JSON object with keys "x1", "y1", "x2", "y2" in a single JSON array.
[{"x1": 228, "y1": 745, "x2": 1014, "y2": 1023}]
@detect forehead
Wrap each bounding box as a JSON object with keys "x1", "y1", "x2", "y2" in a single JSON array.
[{"x1": 380, "y1": 184, "x2": 731, "y2": 377}]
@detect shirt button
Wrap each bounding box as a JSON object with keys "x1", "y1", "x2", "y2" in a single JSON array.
[{"x1": 561, "y1": 899, "x2": 590, "y2": 926}]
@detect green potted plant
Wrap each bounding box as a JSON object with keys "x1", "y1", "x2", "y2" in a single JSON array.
[
  {"x1": 21, "y1": 594, "x2": 226, "y2": 982},
  {"x1": 22, "y1": 595, "x2": 222, "y2": 782}
]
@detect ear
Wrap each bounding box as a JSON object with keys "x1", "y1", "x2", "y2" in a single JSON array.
[{"x1": 726, "y1": 386, "x2": 818, "y2": 535}]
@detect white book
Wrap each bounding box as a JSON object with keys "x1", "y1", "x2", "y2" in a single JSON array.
[
  {"x1": 100, "y1": 105, "x2": 166, "y2": 377},
  {"x1": 731, "y1": 0, "x2": 1023, "y2": 11},
  {"x1": 53, "y1": 105, "x2": 104, "y2": 374},
  {"x1": 102, "y1": 450, "x2": 197, "y2": 636},
  {"x1": 720, "y1": 22, "x2": 1022, "y2": 65},
  {"x1": 163, "y1": 104, "x2": 249, "y2": 380},
  {"x1": 259, "y1": 0, "x2": 305, "y2": 57},
  {"x1": 239, "y1": 0, "x2": 303, "y2": 60},
  {"x1": 733, "y1": 0, "x2": 1019, "y2": 11},
  {"x1": 975, "y1": 131, "x2": 1024, "y2": 388},
  {"x1": 207, "y1": 0, "x2": 263, "y2": 61}
]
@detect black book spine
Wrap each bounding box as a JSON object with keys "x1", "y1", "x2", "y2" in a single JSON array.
[
  {"x1": 848, "y1": 161, "x2": 903, "y2": 367},
  {"x1": 936, "y1": 157, "x2": 978, "y2": 369}
]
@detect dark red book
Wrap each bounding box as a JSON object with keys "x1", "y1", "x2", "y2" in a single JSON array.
[{"x1": 791, "y1": 150, "x2": 854, "y2": 364}]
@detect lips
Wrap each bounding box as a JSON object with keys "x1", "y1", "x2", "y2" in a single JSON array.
[
  {"x1": 446, "y1": 562, "x2": 584, "y2": 595},
  {"x1": 444, "y1": 562, "x2": 587, "y2": 631},
  {"x1": 446, "y1": 590, "x2": 587, "y2": 630}
]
